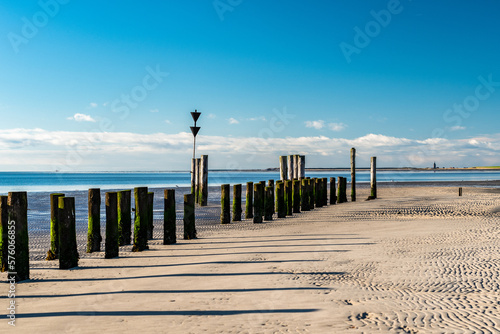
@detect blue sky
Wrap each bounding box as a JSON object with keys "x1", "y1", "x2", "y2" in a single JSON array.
[{"x1": 1, "y1": 0, "x2": 499, "y2": 171}]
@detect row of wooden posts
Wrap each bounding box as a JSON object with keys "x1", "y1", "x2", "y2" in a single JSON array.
[
  {"x1": 0, "y1": 187, "x2": 197, "y2": 282},
  {"x1": 0, "y1": 152, "x2": 377, "y2": 282}
]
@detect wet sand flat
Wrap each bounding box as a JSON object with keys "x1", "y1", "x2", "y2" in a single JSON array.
[{"x1": 4, "y1": 185, "x2": 500, "y2": 333}]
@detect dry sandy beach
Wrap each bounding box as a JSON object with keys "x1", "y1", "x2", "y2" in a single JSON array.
[{"x1": 4, "y1": 184, "x2": 500, "y2": 333}]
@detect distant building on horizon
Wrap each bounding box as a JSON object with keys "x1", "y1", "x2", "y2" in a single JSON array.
[{"x1": 433, "y1": 162, "x2": 437, "y2": 169}]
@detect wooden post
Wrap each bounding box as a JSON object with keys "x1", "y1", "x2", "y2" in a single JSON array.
[
  {"x1": 330, "y1": 177, "x2": 337, "y2": 205},
  {"x1": 292, "y1": 179, "x2": 301, "y2": 213},
  {"x1": 194, "y1": 158, "x2": 201, "y2": 204},
  {"x1": 287, "y1": 155, "x2": 294, "y2": 181},
  {"x1": 338, "y1": 177, "x2": 348, "y2": 203},
  {"x1": 285, "y1": 180, "x2": 293, "y2": 216},
  {"x1": 147, "y1": 192, "x2": 154, "y2": 240},
  {"x1": 58, "y1": 196, "x2": 78, "y2": 270},
  {"x1": 298, "y1": 155, "x2": 305, "y2": 179},
  {"x1": 315, "y1": 178, "x2": 323, "y2": 208},
  {"x1": 132, "y1": 187, "x2": 149, "y2": 252},
  {"x1": 351, "y1": 148, "x2": 356, "y2": 202},
  {"x1": 301, "y1": 178, "x2": 310, "y2": 211},
  {"x1": 279, "y1": 156, "x2": 288, "y2": 180},
  {"x1": 268, "y1": 180, "x2": 275, "y2": 214},
  {"x1": 7, "y1": 193, "x2": 30, "y2": 281},
  {"x1": 264, "y1": 186, "x2": 274, "y2": 221},
  {"x1": 200, "y1": 155, "x2": 208, "y2": 206},
  {"x1": 293, "y1": 155, "x2": 299, "y2": 179},
  {"x1": 232, "y1": 184, "x2": 242, "y2": 222},
  {"x1": 459, "y1": 187, "x2": 463, "y2": 196},
  {"x1": 46, "y1": 193, "x2": 64, "y2": 260},
  {"x1": 253, "y1": 183, "x2": 263, "y2": 223},
  {"x1": 276, "y1": 182, "x2": 285, "y2": 218},
  {"x1": 322, "y1": 178, "x2": 328, "y2": 206},
  {"x1": 220, "y1": 184, "x2": 230, "y2": 224},
  {"x1": 87, "y1": 188, "x2": 101, "y2": 253},
  {"x1": 190, "y1": 158, "x2": 196, "y2": 194},
  {"x1": 163, "y1": 189, "x2": 176, "y2": 245},
  {"x1": 370, "y1": 157, "x2": 377, "y2": 199},
  {"x1": 117, "y1": 190, "x2": 131, "y2": 246},
  {"x1": 183, "y1": 193, "x2": 196, "y2": 239},
  {"x1": 245, "y1": 182, "x2": 253, "y2": 219},
  {"x1": 105, "y1": 192, "x2": 119, "y2": 259},
  {"x1": 0, "y1": 196, "x2": 7, "y2": 272},
  {"x1": 309, "y1": 178, "x2": 315, "y2": 209}
]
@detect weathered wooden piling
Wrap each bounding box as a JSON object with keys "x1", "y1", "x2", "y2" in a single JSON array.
[
  {"x1": 459, "y1": 187, "x2": 463, "y2": 196},
  {"x1": 322, "y1": 178, "x2": 328, "y2": 206},
  {"x1": 293, "y1": 155, "x2": 299, "y2": 179},
  {"x1": 309, "y1": 178, "x2": 315, "y2": 209},
  {"x1": 7, "y1": 192, "x2": 29, "y2": 280},
  {"x1": 117, "y1": 190, "x2": 131, "y2": 246},
  {"x1": 46, "y1": 193, "x2": 64, "y2": 260},
  {"x1": 253, "y1": 183, "x2": 263, "y2": 223},
  {"x1": 330, "y1": 177, "x2": 337, "y2": 205},
  {"x1": 287, "y1": 155, "x2": 294, "y2": 180},
  {"x1": 87, "y1": 188, "x2": 101, "y2": 253},
  {"x1": 147, "y1": 192, "x2": 154, "y2": 240},
  {"x1": 58, "y1": 196, "x2": 78, "y2": 270},
  {"x1": 351, "y1": 148, "x2": 356, "y2": 202},
  {"x1": 132, "y1": 187, "x2": 149, "y2": 252},
  {"x1": 199, "y1": 155, "x2": 209, "y2": 206},
  {"x1": 338, "y1": 177, "x2": 348, "y2": 203},
  {"x1": 298, "y1": 155, "x2": 305, "y2": 179},
  {"x1": 292, "y1": 179, "x2": 301, "y2": 213},
  {"x1": 105, "y1": 192, "x2": 119, "y2": 259},
  {"x1": 268, "y1": 180, "x2": 275, "y2": 214},
  {"x1": 245, "y1": 182, "x2": 253, "y2": 219},
  {"x1": 370, "y1": 157, "x2": 377, "y2": 199},
  {"x1": 220, "y1": 184, "x2": 230, "y2": 224},
  {"x1": 184, "y1": 193, "x2": 197, "y2": 239},
  {"x1": 232, "y1": 184, "x2": 242, "y2": 222},
  {"x1": 194, "y1": 158, "x2": 201, "y2": 203},
  {"x1": 285, "y1": 180, "x2": 293, "y2": 216},
  {"x1": 191, "y1": 158, "x2": 196, "y2": 195},
  {"x1": 301, "y1": 178, "x2": 310, "y2": 211},
  {"x1": 0, "y1": 196, "x2": 7, "y2": 272},
  {"x1": 163, "y1": 189, "x2": 176, "y2": 245},
  {"x1": 315, "y1": 178, "x2": 323, "y2": 208},
  {"x1": 279, "y1": 156, "x2": 288, "y2": 180},
  {"x1": 264, "y1": 186, "x2": 274, "y2": 221},
  {"x1": 276, "y1": 181, "x2": 286, "y2": 218}
]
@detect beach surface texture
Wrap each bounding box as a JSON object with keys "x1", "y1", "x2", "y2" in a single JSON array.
[{"x1": 4, "y1": 184, "x2": 500, "y2": 333}]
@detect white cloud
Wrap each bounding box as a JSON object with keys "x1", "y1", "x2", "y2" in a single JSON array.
[
  {"x1": 450, "y1": 125, "x2": 466, "y2": 131},
  {"x1": 208, "y1": 114, "x2": 216, "y2": 119},
  {"x1": 228, "y1": 118, "x2": 239, "y2": 124},
  {"x1": 165, "y1": 120, "x2": 171, "y2": 124},
  {"x1": 305, "y1": 120, "x2": 325, "y2": 129},
  {"x1": 67, "y1": 113, "x2": 96, "y2": 122},
  {"x1": 89, "y1": 102, "x2": 98, "y2": 108},
  {"x1": 0, "y1": 129, "x2": 498, "y2": 171},
  {"x1": 247, "y1": 116, "x2": 266, "y2": 121},
  {"x1": 328, "y1": 122, "x2": 347, "y2": 131},
  {"x1": 150, "y1": 109, "x2": 159, "y2": 113}
]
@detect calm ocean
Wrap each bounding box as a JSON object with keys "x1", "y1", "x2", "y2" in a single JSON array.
[{"x1": 0, "y1": 170, "x2": 499, "y2": 193}]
